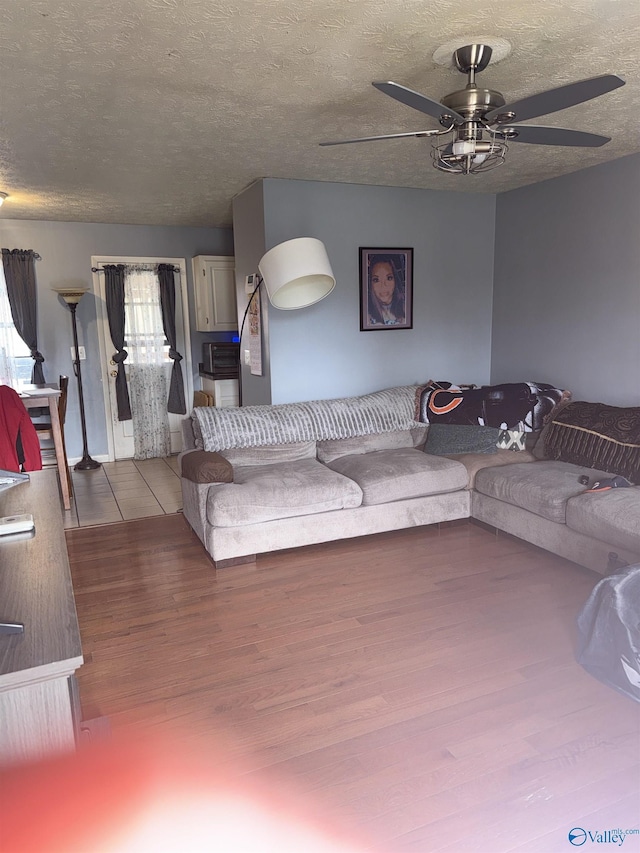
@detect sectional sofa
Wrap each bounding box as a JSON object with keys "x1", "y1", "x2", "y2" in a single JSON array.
[{"x1": 179, "y1": 385, "x2": 640, "y2": 574}]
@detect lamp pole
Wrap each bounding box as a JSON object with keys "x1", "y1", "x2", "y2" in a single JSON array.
[{"x1": 55, "y1": 289, "x2": 101, "y2": 470}]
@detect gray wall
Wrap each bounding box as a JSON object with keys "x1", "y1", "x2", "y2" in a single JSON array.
[
  {"x1": 0, "y1": 219, "x2": 232, "y2": 459},
  {"x1": 492, "y1": 154, "x2": 640, "y2": 406},
  {"x1": 6, "y1": 156, "x2": 635, "y2": 464},
  {"x1": 231, "y1": 181, "x2": 271, "y2": 406},
  {"x1": 233, "y1": 178, "x2": 496, "y2": 405}
]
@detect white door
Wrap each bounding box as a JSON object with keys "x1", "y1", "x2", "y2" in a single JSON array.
[{"x1": 92, "y1": 257, "x2": 193, "y2": 461}]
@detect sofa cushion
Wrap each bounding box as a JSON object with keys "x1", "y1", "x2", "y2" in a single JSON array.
[
  {"x1": 474, "y1": 460, "x2": 613, "y2": 524},
  {"x1": 410, "y1": 424, "x2": 429, "y2": 449},
  {"x1": 424, "y1": 423, "x2": 500, "y2": 456},
  {"x1": 566, "y1": 488, "x2": 640, "y2": 554},
  {"x1": 206, "y1": 458, "x2": 363, "y2": 527},
  {"x1": 448, "y1": 449, "x2": 537, "y2": 489},
  {"x1": 317, "y1": 430, "x2": 415, "y2": 464},
  {"x1": 181, "y1": 450, "x2": 233, "y2": 483},
  {"x1": 221, "y1": 440, "x2": 316, "y2": 467},
  {"x1": 327, "y1": 447, "x2": 468, "y2": 506}
]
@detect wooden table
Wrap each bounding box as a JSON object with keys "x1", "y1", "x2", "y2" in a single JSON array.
[
  {"x1": 19, "y1": 385, "x2": 71, "y2": 511},
  {"x1": 0, "y1": 469, "x2": 83, "y2": 763}
]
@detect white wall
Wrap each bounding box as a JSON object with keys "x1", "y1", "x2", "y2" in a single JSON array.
[
  {"x1": 233, "y1": 178, "x2": 497, "y2": 405},
  {"x1": 492, "y1": 154, "x2": 640, "y2": 405},
  {"x1": 0, "y1": 219, "x2": 232, "y2": 459}
]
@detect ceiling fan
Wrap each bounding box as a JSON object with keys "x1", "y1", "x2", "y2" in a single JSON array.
[{"x1": 319, "y1": 44, "x2": 625, "y2": 174}]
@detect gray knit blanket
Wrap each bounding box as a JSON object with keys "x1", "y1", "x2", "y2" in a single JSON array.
[{"x1": 192, "y1": 385, "x2": 421, "y2": 452}]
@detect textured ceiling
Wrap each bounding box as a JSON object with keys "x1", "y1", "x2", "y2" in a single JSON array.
[{"x1": 0, "y1": 0, "x2": 638, "y2": 228}]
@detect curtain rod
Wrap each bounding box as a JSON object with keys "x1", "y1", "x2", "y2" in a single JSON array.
[
  {"x1": 91, "y1": 264, "x2": 180, "y2": 273},
  {"x1": 1, "y1": 249, "x2": 41, "y2": 260}
]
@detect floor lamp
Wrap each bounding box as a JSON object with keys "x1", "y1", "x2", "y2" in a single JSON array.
[
  {"x1": 238, "y1": 237, "x2": 336, "y2": 405},
  {"x1": 53, "y1": 288, "x2": 101, "y2": 470}
]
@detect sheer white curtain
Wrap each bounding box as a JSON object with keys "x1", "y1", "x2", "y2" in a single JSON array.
[{"x1": 124, "y1": 268, "x2": 171, "y2": 460}]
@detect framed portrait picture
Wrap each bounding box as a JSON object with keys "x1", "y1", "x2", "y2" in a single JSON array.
[{"x1": 359, "y1": 247, "x2": 413, "y2": 331}]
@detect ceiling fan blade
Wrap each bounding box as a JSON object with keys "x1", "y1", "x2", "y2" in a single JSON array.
[
  {"x1": 319, "y1": 129, "x2": 440, "y2": 146},
  {"x1": 500, "y1": 125, "x2": 611, "y2": 147},
  {"x1": 485, "y1": 74, "x2": 625, "y2": 125},
  {"x1": 372, "y1": 81, "x2": 464, "y2": 124}
]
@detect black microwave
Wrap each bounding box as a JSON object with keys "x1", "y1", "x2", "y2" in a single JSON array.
[{"x1": 201, "y1": 342, "x2": 239, "y2": 378}]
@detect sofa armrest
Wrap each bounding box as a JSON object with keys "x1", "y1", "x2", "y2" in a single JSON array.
[{"x1": 180, "y1": 449, "x2": 233, "y2": 484}]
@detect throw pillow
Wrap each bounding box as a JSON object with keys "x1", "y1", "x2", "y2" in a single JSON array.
[
  {"x1": 423, "y1": 423, "x2": 500, "y2": 456},
  {"x1": 544, "y1": 401, "x2": 640, "y2": 483},
  {"x1": 496, "y1": 429, "x2": 526, "y2": 452},
  {"x1": 181, "y1": 450, "x2": 233, "y2": 484}
]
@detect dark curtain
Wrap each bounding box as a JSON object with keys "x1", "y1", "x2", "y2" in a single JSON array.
[
  {"x1": 157, "y1": 264, "x2": 186, "y2": 415},
  {"x1": 104, "y1": 264, "x2": 132, "y2": 421},
  {"x1": 1, "y1": 248, "x2": 45, "y2": 383}
]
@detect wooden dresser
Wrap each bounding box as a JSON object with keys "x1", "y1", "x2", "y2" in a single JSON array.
[{"x1": 0, "y1": 469, "x2": 83, "y2": 764}]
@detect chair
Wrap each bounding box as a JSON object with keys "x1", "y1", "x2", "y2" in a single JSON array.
[{"x1": 35, "y1": 376, "x2": 72, "y2": 496}]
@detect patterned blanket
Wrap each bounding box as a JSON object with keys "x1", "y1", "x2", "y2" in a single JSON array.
[
  {"x1": 192, "y1": 385, "x2": 421, "y2": 452},
  {"x1": 416, "y1": 381, "x2": 569, "y2": 432}
]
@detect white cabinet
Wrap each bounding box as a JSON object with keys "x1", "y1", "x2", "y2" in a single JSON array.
[
  {"x1": 201, "y1": 377, "x2": 239, "y2": 408},
  {"x1": 192, "y1": 255, "x2": 237, "y2": 332}
]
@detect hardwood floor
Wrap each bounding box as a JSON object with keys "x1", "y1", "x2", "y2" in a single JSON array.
[{"x1": 65, "y1": 518, "x2": 640, "y2": 853}]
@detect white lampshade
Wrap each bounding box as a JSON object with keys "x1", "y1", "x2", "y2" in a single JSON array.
[
  {"x1": 52, "y1": 286, "x2": 89, "y2": 305},
  {"x1": 258, "y1": 237, "x2": 336, "y2": 310}
]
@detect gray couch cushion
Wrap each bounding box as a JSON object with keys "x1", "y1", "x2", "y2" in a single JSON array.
[
  {"x1": 448, "y1": 449, "x2": 536, "y2": 489},
  {"x1": 316, "y1": 430, "x2": 415, "y2": 464},
  {"x1": 327, "y1": 447, "x2": 468, "y2": 506},
  {"x1": 566, "y1": 488, "x2": 640, "y2": 554},
  {"x1": 221, "y1": 440, "x2": 316, "y2": 467},
  {"x1": 474, "y1": 460, "x2": 612, "y2": 524},
  {"x1": 206, "y1": 458, "x2": 363, "y2": 527}
]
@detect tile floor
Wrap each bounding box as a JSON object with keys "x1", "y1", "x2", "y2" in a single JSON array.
[{"x1": 62, "y1": 456, "x2": 182, "y2": 529}]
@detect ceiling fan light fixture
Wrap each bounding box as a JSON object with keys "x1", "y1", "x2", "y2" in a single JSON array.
[
  {"x1": 452, "y1": 140, "x2": 476, "y2": 157},
  {"x1": 433, "y1": 133, "x2": 507, "y2": 174}
]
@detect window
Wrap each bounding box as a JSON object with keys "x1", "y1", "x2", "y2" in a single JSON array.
[
  {"x1": 0, "y1": 264, "x2": 31, "y2": 386},
  {"x1": 123, "y1": 267, "x2": 170, "y2": 364}
]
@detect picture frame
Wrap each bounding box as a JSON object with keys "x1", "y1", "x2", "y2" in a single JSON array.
[{"x1": 359, "y1": 247, "x2": 413, "y2": 331}]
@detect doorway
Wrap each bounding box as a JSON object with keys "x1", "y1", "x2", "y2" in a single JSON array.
[{"x1": 92, "y1": 256, "x2": 193, "y2": 461}]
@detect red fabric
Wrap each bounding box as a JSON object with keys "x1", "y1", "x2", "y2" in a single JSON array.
[{"x1": 0, "y1": 385, "x2": 43, "y2": 472}]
